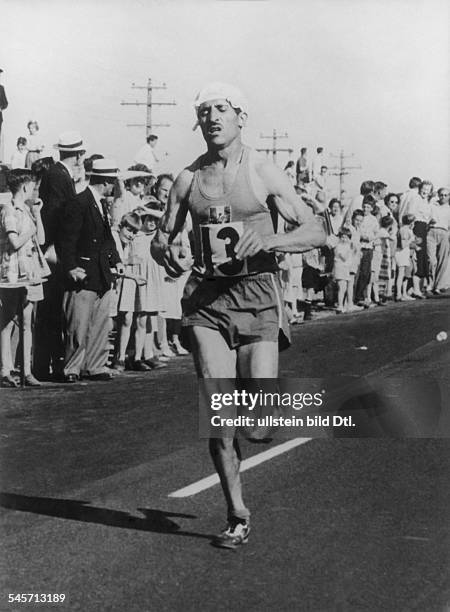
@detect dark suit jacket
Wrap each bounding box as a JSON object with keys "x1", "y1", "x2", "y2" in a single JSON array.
[
  {"x1": 0, "y1": 85, "x2": 7, "y2": 124},
  {"x1": 40, "y1": 161, "x2": 76, "y2": 251},
  {"x1": 59, "y1": 187, "x2": 120, "y2": 293}
]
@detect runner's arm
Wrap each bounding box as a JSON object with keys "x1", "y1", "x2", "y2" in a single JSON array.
[
  {"x1": 151, "y1": 169, "x2": 192, "y2": 276},
  {"x1": 236, "y1": 162, "x2": 326, "y2": 259}
]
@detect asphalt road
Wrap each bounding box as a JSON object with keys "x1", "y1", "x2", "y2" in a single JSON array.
[{"x1": 0, "y1": 296, "x2": 449, "y2": 611}]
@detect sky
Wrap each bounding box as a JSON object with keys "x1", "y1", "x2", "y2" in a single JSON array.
[{"x1": 1, "y1": 0, "x2": 449, "y2": 196}]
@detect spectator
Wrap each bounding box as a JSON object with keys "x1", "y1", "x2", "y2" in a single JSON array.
[
  {"x1": 398, "y1": 176, "x2": 421, "y2": 221},
  {"x1": 0, "y1": 169, "x2": 49, "y2": 387},
  {"x1": 10, "y1": 137, "x2": 28, "y2": 169},
  {"x1": 33, "y1": 130, "x2": 86, "y2": 381},
  {"x1": 395, "y1": 213, "x2": 416, "y2": 301},
  {"x1": 25, "y1": 120, "x2": 45, "y2": 169},
  {"x1": 348, "y1": 210, "x2": 364, "y2": 311},
  {"x1": 411, "y1": 180, "x2": 433, "y2": 297},
  {"x1": 0, "y1": 68, "x2": 8, "y2": 148},
  {"x1": 313, "y1": 165, "x2": 328, "y2": 197},
  {"x1": 111, "y1": 167, "x2": 153, "y2": 228},
  {"x1": 344, "y1": 180, "x2": 374, "y2": 222},
  {"x1": 152, "y1": 173, "x2": 174, "y2": 210},
  {"x1": 355, "y1": 194, "x2": 378, "y2": 306},
  {"x1": 59, "y1": 158, "x2": 122, "y2": 382},
  {"x1": 428, "y1": 187, "x2": 450, "y2": 293},
  {"x1": 311, "y1": 147, "x2": 325, "y2": 180},
  {"x1": 295, "y1": 147, "x2": 310, "y2": 185},
  {"x1": 133, "y1": 134, "x2": 159, "y2": 175},
  {"x1": 333, "y1": 227, "x2": 353, "y2": 313},
  {"x1": 283, "y1": 161, "x2": 296, "y2": 185}
]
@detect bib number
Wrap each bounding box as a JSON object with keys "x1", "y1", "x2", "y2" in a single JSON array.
[{"x1": 201, "y1": 222, "x2": 248, "y2": 277}]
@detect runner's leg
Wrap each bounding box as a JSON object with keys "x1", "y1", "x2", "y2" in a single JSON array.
[{"x1": 189, "y1": 325, "x2": 250, "y2": 521}]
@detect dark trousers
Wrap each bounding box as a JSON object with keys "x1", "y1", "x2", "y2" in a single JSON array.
[
  {"x1": 33, "y1": 263, "x2": 65, "y2": 378},
  {"x1": 413, "y1": 221, "x2": 429, "y2": 278},
  {"x1": 355, "y1": 249, "x2": 373, "y2": 302}
]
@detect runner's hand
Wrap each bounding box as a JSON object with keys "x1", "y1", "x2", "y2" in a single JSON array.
[
  {"x1": 235, "y1": 228, "x2": 266, "y2": 260},
  {"x1": 163, "y1": 244, "x2": 193, "y2": 278}
]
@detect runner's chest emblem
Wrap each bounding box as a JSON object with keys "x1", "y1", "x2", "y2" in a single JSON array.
[{"x1": 200, "y1": 206, "x2": 248, "y2": 276}]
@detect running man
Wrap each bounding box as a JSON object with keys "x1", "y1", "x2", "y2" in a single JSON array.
[{"x1": 152, "y1": 82, "x2": 326, "y2": 548}]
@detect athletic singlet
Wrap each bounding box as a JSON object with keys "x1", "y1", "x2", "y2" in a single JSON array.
[{"x1": 188, "y1": 146, "x2": 278, "y2": 278}]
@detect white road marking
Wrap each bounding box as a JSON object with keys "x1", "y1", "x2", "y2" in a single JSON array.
[{"x1": 168, "y1": 437, "x2": 311, "y2": 498}]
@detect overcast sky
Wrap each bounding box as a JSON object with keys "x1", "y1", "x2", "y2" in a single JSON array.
[{"x1": 1, "y1": 0, "x2": 448, "y2": 196}]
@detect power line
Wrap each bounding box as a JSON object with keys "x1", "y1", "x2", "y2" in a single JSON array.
[
  {"x1": 256, "y1": 129, "x2": 293, "y2": 165},
  {"x1": 120, "y1": 78, "x2": 176, "y2": 137},
  {"x1": 328, "y1": 150, "x2": 362, "y2": 200}
]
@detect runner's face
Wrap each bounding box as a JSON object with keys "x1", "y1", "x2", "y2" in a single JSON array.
[{"x1": 197, "y1": 99, "x2": 243, "y2": 148}]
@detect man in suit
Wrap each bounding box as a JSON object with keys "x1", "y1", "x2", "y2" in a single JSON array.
[
  {"x1": 0, "y1": 69, "x2": 7, "y2": 148},
  {"x1": 59, "y1": 159, "x2": 123, "y2": 382},
  {"x1": 33, "y1": 131, "x2": 86, "y2": 380}
]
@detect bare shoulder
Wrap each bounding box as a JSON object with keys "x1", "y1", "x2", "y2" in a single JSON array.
[
  {"x1": 172, "y1": 167, "x2": 194, "y2": 202},
  {"x1": 250, "y1": 149, "x2": 291, "y2": 195}
]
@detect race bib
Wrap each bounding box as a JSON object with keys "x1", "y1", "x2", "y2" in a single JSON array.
[{"x1": 200, "y1": 222, "x2": 248, "y2": 277}]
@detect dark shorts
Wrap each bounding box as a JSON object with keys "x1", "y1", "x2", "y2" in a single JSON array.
[{"x1": 182, "y1": 272, "x2": 291, "y2": 351}]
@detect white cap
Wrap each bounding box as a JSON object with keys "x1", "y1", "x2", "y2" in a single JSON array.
[{"x1": 193, "y1": 82, "x2": 248, "y2": 129}]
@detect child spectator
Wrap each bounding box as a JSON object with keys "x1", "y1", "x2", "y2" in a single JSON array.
[
  {"x1": 0, "y1": 169, "x2": 50, "y2": 386},
  {"x1": 333, "y1": 227, "x2": 353, "y2": 313},
  {"x1": 355, "y1": 195, "x2": 379, "y2": 306},
  {"x1": 347, "y1": 209, "x2": 364, "y2": 311},
  {"x1": 395, "y1": 213, "x2": 416, "y2": 301},
  {"x1": 11, "y1": 137, "x2": 28, "y2": 169},
  {"x1": 110, "y1": 211, "x2": 143, "y2": 324},
  {"x1": 113, "y1": 206, "x2": 166, "y2": 371},
  {"x1": 378, "y1": 215, "x2": 395, "y2": 301},
  {"x1": 25, "y1": 120, "x2": 45, "y2": 169},
  {"x1": 111, "y1": 167, "x2": 152, "y2": 228}
]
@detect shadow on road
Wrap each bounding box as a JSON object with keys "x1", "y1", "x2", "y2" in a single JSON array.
[{"x1": 0, "y1": 493, "x2": 212, "y2": 539}]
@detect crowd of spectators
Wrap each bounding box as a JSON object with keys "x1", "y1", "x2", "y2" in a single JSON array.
[
  {"x1": 0, "y1": 131, "x2": 448, "y2": 388},
  {"x1": 281, "y1": 168, "x2": 450, "y2": 322}
]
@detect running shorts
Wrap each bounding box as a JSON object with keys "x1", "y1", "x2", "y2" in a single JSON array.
[{"x1": 181, "y1": 272, "x2": 291, "y2": 351}]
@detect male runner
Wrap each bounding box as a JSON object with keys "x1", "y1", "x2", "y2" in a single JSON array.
[{"x1": 152, "y1": 82, "x2": 326, "y2": 548}]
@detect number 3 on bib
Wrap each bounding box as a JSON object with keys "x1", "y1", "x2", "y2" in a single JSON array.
[{"x1": 201, "y1": 222, "x2": 248, "y2": 277}]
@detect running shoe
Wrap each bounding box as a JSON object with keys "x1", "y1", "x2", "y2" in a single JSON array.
[{"x1": 211, "y1": 519, "x2": 250, "y2": 549}]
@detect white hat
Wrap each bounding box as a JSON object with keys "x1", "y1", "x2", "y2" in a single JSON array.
[
  {"x1": 120, "y1": 169, "x2": 154, "y2": 181},
  {"x1": 90, "y1": 158, "x2": 120, "y2": 178},
  {"x1": 193, "y1": 82, "x2": 248, "y2": 130},
  {"x1": 54, "y1": 130, "x2": 86, "y2": 152}
]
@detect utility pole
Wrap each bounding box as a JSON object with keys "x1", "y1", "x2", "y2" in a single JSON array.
[
  {"x1": 121, "y1": 78, "x2": 176, "y2": 137},
  {"x1": 256, "y1": 129, "x2": 293, "y2": 165},
  {"x1": 329, "y1": 150, "x2": 362, "y2": 200}
]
